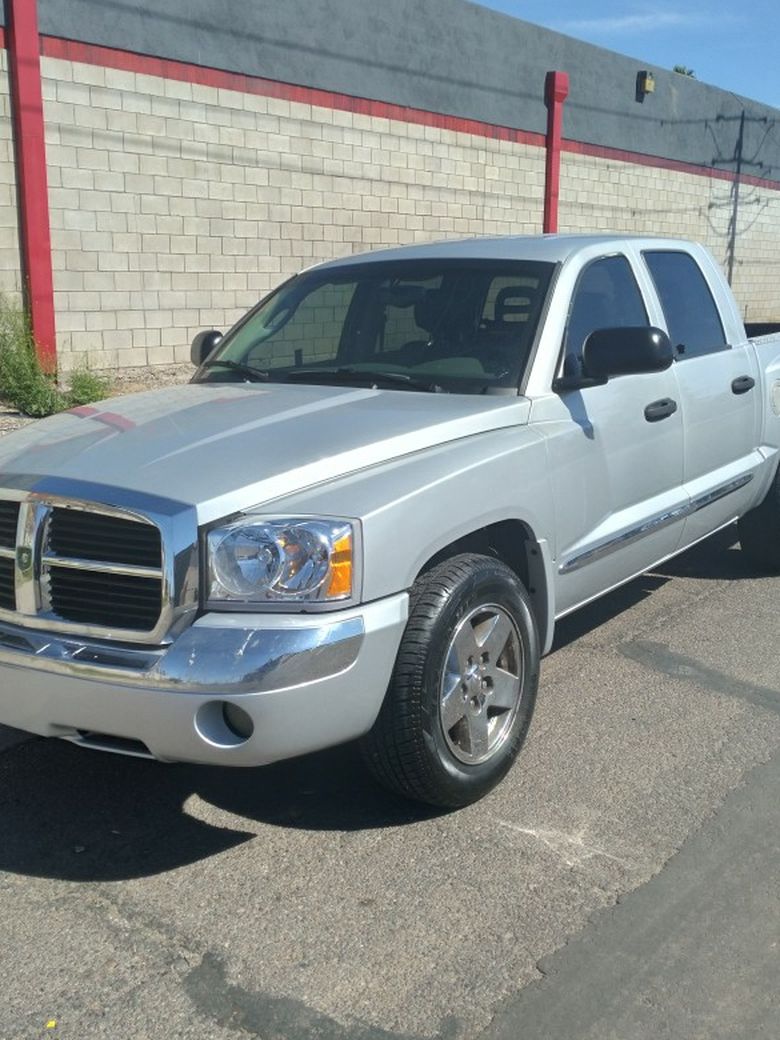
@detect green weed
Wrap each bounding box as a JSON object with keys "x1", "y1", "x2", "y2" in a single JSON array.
[{"x1": 0, "y1": 298, "x2": 111, "y2": 416}]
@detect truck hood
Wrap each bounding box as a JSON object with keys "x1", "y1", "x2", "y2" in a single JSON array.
[{"x1": 0, "y1": 383, "x2": 531, "y2": 523}]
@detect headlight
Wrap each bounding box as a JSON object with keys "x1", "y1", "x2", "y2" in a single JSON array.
[{"x1": 206, "y1": 517, "x2": 357, "y2": 607}]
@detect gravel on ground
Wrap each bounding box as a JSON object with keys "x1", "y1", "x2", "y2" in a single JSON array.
[{"x1": 0, "y1": 364, "x2": 191, "y2": 437}]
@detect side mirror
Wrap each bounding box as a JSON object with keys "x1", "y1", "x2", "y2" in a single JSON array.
[
  {"x1": 191, "y1": 329, "x2": 223, "y2": 367},
  {"x1": 583, "y1": 326, "x2": 673, "y2": 381}
]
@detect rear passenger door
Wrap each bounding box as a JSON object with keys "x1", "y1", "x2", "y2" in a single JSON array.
[{"x1": 642, "y1": 250, "x2": 762, "y2": 545}]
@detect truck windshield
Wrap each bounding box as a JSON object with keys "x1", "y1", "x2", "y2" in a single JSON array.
[{"x1": 194, "y1": 258, "x2": 555, "y2": 394}]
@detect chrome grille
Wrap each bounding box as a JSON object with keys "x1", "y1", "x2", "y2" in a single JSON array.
[
  {"x1": 47, "y1": 566, "x2": 162, "y2": 630},
  {"x1": 0, "y1": 558, "x2": 14, "y2": 611},
  {"x1": 42, "y1": 507, "x2": 163, "y2": 632},
  {"x1": 48, "y1": 508, "x2": 162, "y2": 568},
  {"x1": 0, "y1": 487, "x2": 198, "y2": 645},
  {"x1": 0, "y1": 500, "x2": 19, "y2": 547},
  {"x1": 0, "y1": 501, "x2": 18, "y2": 611}
]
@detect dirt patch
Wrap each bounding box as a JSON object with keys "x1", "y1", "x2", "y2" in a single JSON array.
[
  {"x1": 0, "y1": 410, "x2": 34, "y2": 437},
  {"x1": 104, "y1": 363, "x2": 192, "y2": 396}
]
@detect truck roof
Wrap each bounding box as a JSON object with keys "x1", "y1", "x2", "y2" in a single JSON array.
[{"x1": 312, "y1": 233, "x2": 697, "y2": 270}]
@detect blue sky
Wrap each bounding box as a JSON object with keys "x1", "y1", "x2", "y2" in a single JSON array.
[{"x1": 475, "y1": 1, "x2": 779, "y2": 110}]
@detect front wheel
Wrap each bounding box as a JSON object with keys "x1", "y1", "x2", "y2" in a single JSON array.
[{"x1": 360, "y1": 553, "x2": 539, "y2": 809}]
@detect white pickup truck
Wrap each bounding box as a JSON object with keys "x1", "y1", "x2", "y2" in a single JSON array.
[{"x1": 1, "y1": 235, "x2": 779, "y2": 807}]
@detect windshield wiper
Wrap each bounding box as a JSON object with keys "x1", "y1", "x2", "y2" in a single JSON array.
[
  {"x1": 199, "y1": 359, "x2": 271, "y2": 382},
  {"x1": 284, "y1": 367, "x2": 447, "y2": 393}
]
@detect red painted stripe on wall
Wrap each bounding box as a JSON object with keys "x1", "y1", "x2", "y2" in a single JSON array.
[
  {"x1": 1, "y1": 29, "x2": 778, "y2": 193},
  {"x1": 39, "y1": 35, "x2": 547, "y2": 149},
  {"x1": 560, "y1": 138, "x2": 775, "y2": 190}
]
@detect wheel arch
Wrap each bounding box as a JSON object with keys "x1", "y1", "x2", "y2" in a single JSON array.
[{"x1": 416, "y1": 519, "x2": 556, "y2": 655}]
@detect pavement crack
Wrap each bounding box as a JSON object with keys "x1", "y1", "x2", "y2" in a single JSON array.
[{"x1": 621, "y1": 639, "x2": 780, "y2": 715}]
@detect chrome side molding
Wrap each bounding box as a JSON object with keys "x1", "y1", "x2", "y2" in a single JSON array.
[{"x1": 559, "y1": 473, "x2": 753, "y2": 575}]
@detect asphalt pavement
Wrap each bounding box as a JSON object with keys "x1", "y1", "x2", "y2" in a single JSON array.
[{"x1": 1, "y1": 527, "x2": 778, "y2": 1039}]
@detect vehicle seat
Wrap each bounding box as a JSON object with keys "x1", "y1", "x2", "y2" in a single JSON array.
[
  {"x1": 471, "y1": 286, "x2": 533, "y2": 373},
  {"x1": 495, "y1": 286, "x2": 533, "y2": 324},
  {"x1": 397, "y1": 289, "x2": 465, "y2": 360}
]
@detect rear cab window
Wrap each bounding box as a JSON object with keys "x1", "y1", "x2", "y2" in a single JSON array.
[{"x1": 643, "y1": 251, "x2": 727, "y2": 359}]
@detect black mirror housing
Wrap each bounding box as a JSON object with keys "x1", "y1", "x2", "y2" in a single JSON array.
[
  {"x1": 583, "y1": 326, "x2": 674, "y2": 381},
  {"x1": 191, "y1": 329, "x2": 223, "y2": 367}
]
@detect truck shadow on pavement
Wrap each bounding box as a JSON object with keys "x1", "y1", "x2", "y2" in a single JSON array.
[
  {"x1": 0, "y1": 738, "x2": 437, "y2": 882},
  {"x1": 552, "y1": 525, "x2": 758, "y2": 651},
  {"x1": 0, "y1": 527, "x2": 764, "y2": 885}
]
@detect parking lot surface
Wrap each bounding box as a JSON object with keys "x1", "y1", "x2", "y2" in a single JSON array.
[{"x1": 1, "y1": 527, "x2": 778, "y2": 1039}]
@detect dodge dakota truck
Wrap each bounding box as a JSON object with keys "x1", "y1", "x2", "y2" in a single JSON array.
[{"x1": 1, "y1": 235, "x2": 779, "y2": 808}]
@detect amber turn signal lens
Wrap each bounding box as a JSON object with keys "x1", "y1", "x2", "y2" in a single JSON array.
[{"x1": 326, "y1": 532, "x2": 353, "y2": 598}]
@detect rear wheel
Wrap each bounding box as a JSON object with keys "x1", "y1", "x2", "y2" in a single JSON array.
[
  {"x1": 738, "y1": 469, "x2": 780, "y2": 571},
  {"x1": 360, "y1": 553, "x2": 539, "y2": 809}
]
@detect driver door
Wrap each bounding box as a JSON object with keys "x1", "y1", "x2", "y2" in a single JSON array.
[{"x1": 536, "y1": 254, "x2": 687, "y2": 616}]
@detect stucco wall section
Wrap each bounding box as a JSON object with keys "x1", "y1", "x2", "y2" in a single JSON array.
[
  {"x1": 0, "y1": 49, "x2": 21, "y2": 301},
  {"x1": 559, "y1": 151, "x2": 780, "y2": 323},
  {"x1": 40, "y1": 54, "x2": 546, "y2": 371}
]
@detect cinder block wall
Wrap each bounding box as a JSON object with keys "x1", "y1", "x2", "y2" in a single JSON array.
[
  {"x1": 0, "y1": 48, "x2": 21, "y2": 301},
  {"x1": 41, "y1": 54, "x2": 547, "y2": 371},
  {"x1": 559, "y1": 152, "x2": 780, "y2": 325},
  {"x1": 2, "y1": 0, "x2": 779, "y2": 371}
]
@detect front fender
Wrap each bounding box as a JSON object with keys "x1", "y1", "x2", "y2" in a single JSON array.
[{"x1": 270, "y1": 427, "x2": 557, "y2": 647}]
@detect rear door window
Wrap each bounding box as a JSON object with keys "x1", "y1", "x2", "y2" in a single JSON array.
[{"x1": 643, "y1": 251, "x2": 727, "y2": 359}]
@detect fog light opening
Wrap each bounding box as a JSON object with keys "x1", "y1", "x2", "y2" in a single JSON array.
[
  {"x1": 222, "y1": 701, "x2": 254, "y2": 741},
  {"x1": 195, "y1": 700, "x2": 255, "y2": 748}
]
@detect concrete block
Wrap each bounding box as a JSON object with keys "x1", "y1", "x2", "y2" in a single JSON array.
[
  {"x1": 97, "y1": 252, "x2": 130, "y2": 271},
  {"x1": 76, "y1": 149, "x2": 110, "y2": 172}
]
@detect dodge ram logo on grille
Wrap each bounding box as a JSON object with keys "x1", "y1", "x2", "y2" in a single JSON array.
[{"x1": 16, "y1": 546, "x2": 32, "y2": 572}]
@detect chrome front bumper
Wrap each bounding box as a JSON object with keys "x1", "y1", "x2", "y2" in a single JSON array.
[{"x1": 0, "y1": 594, "x2": 408, "y2": 766}]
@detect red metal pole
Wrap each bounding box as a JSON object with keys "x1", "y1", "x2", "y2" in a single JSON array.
[
  {"x1": 7, "y1": 0, "x2": 57, "y2": 372},
  {"x1": 543, "y1": 71, "x2": 569, "y2": 234}
]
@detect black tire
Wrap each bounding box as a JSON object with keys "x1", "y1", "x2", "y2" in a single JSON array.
[
  {"x1": 360, "y1": 553, "x2": 539, "y2": 809},
  {"x1": 738, "y1": 469, "x2": 780, "y2": 571}
]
